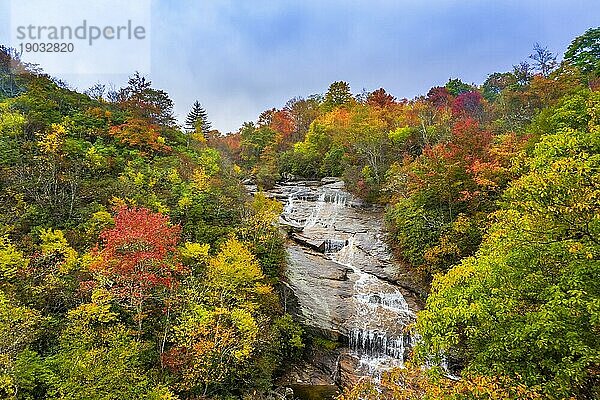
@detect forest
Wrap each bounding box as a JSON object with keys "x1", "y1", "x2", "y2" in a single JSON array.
[{"x1": 0, "y1": 26, "x2": 599, "y2": 400}]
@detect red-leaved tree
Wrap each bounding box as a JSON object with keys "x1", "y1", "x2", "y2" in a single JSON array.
[
  {"x1": 452, "y1": 91, "x2": 485, "y2": 120},
  {"x1": 91, "y1": 207, "x2": 184, "y2": 333}
]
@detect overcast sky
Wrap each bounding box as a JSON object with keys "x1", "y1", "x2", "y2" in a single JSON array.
[{"x1": 2, "y1": 0, "x2": 600, "y2": 133}]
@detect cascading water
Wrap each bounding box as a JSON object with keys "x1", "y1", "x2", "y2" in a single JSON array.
[
  {"x1": 304, "y1": 189, "x2": 350, "y2": 229},
  {"x1": 332, "y1": 236, "x2": 414, "y2": 377},
  {"x1": 278, "y1": 180, "x2": 416, "y2": 380}
]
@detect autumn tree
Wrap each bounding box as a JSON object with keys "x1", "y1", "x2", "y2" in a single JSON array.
[
  {"x1": 239, "y1": 122, "x2": 279, "y2": 166},
  {"x1": 269, "y1": 109, "x2": 295, "y2": 141},
  {"x1": 367, "y1": 88, "x2": 397, "y2": 108},
  {"x1": 115, "y1": 72, "x2": 175, "y2": 126},
  {"x1": 339, "y1": 364, "x2": 542, "y2": 400},
  {"x1": 283, "y1": 96, "x2": 321, "y2": 141},
  {"x1": 417, "y1": 91, "x2": 600, "y2": 398},
  {"x1": 237, "y1": 193, "x2": 285, "y2": 278},
  {"x1": 426, "y1": 86, "x2": 453, "y2": 108},
  {"x1": 91, "y1": 207, "x2": 184, "y2": 334},
  {"x1": 108, "y1": 118, "x2": 170, "y2": 152},
  {"x1": 451, "y1": 91, "x2": 485, "y2": 121},
  {"x1": 164, "y1": 238, "x2": 277, "y2": 396},
  {"x1": 386, "y1": 118, "x2": 521, "y2": 276}
]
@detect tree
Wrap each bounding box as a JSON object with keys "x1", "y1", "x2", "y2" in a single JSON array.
[
  {"x1": 564, "y1": 27, "x2": 600, "y2": 76},
  {"x1": 283, "y1": 96, "x2": 321, "y2": 140},
  {"x1": 417, "y1": 92, "x2": 600, "y2": 398},
  {"x1": 237, "y1": 193, "x2": 285, "y2": 278},
  {"x1": 0, "y1": 291, "x2": 44, "y2": 399},
  {"x1": 239, "y1": 122, "x2": 278, "y2": 166},
  {"x1": 0, "y1": 46, "x2": 32, "y2": 99},
  {"x1": 116, "y1": 72, "x2": 175, "y2": 126},
  {"x1": 91, "y1": 207, "x2": 184, "y2": 334},
  {"x1": 482, "y1": 72, "x2": 515, "y2": 102},
  {"x1": 529, "y1": 43, "x2": 558, "y2": 77},
  {"x1": 367, "y1": 88, "x2": 397, "y2": 108},
  {"x1": 445, "y1": 78, "x2": 474, "y2": 96},
  {"x1": 184, "y1": 100, "x2": 211, "y2": 136},
  {"x1": 269, "y1": 110, "x2": 295, "y2": 140},
  {"x1": 512, "y1": 61, "x2": 534, "y2": 86},
  {"x1": 386, "y1": 118, "x2": 518, "y2": 277},
  {"x1": 46, "y1": 289, "x2": 173, "y2": 400},
  {"x1": 426, "y1": 86, "x2": 453, "y2": 108},
  {"x1": 84, "y1": 83, "x2": 106, "y2": 101},
  {"x1": 257, "y1": 108, "x2": 276, "y2": 127},
  {"x1": 164, "y1": 238, "x2": 276, "y2": 396},
  {"x1": 451, "y1": 91, "x2": 485, "y2": 120},
  {"x1": 109, "y1": 118, "x2": 170, "y2": 153},
  {"x1": 323, "y1": 81, "x2": 353, "y2": 110}
]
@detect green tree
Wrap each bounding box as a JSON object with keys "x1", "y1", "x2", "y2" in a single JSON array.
[
  {"x1": 323, "y1": 81, "x2": 353, "y2": 110},
  {"x1": 0, "y1": 291, "x2": 44, "y2": 399},
  {"x1": 184, "y1": 100, "x2": 211, "y2": 135},
  {"x1": 417, "y1": 93, "x2": 600, "y2": 398},
  {"x1": 564, "y1": 27, "x2": 600, "y2": 76},
  {"x1": 445, "y1": 78, "x2": 474, "y2": 96},
  {"x1": 46, "y1": 290, "x2": 172, "y2": 399}
]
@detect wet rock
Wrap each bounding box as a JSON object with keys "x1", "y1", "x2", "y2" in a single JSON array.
[
  {"x1": 277, "y1": 344, "x2": 342, "y2": 387},
  {"x1": 338, "y1": 353, "x2": 361, "y2": 388},
  {"x1": 321, "y1": 176, "x2": 343, "y2": 185},
  {"x1": 268, "y1": 180, "x2": 423, "y2": 386}
]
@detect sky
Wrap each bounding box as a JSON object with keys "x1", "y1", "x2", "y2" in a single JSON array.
[{"x1": 1, "y1": 0, "x2": 600, "y2": 133}]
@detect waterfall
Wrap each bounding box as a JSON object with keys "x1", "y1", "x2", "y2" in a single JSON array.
[
  {"x1": 304, "y1": 189, "x2": 349, "y2": 229},
  {"x1": 330, "y1": 236, "x2": 414, "y2": 376},
  {"x1": 280, "y1": 181, "x2": 416, "y2": 379}
]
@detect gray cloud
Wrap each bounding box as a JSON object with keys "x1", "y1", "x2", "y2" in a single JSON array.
[{"x1": 2, "y1": 0, "x2": 599, "y2": 132}]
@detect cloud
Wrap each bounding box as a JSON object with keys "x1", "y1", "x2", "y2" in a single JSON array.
[{"x1": 2, "y1": 0, "x2": 599, "y2": 132}]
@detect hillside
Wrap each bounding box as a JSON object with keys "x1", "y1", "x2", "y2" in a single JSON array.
[{"x1": 0, "y1": 26, "x2": 599, "y2": 400}]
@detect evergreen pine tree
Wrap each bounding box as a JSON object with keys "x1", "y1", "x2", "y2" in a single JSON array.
[{"x1": 185, "y1": 101, "x2": 212, "y2": 134}]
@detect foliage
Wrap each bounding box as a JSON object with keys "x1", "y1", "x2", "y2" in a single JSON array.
[
  {"x1": 236, "y1": 193, "x2": 285, "y2": 279},
  {"x1": 164, "y1": 237, "x2": 280, "y2": 396},
  {"x1": 0, "y1": 56, "x2": 292, "y2": 399},
  {"x1": 416, "y1": 94, "x2": 600, "y2": 398},
  {"x1": 387, "y1": 119, "x2": 519, "y2": 277},
  {"x1": 90, "y1": 206, "x2": 185, "y2": 333},
  {"x1": 45, "y1": 290, "x2": 170, "y2": 400},
  {"x1": 2, "y1": 28, "x2": 600, "y2": 399},
  {"x1": 564, "y1": 27, "x2": 600, "y2": 77},
  {"x1": 339, "y1": 364, "x2": 542, "y2": 400},
  {"x1": 323, "y1": 81, "x2": 354, "y2": 110},
  {"x1": 0, "y1": 291, "x2": 44, "y2": 399},
  {"x1": 185, "y1": 100, "x2": 211, "y2": 136}
]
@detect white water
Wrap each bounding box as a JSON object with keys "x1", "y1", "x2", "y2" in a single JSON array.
[
  {"x1": 304, "y1": 189, "x2": 350, "y2": 229},
  {"x1": 281, "y1": 181, "x2": 415, "y2": 379},
  {"x1": 333, "y1": 236, "x2": 414, "y2": 377}
]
